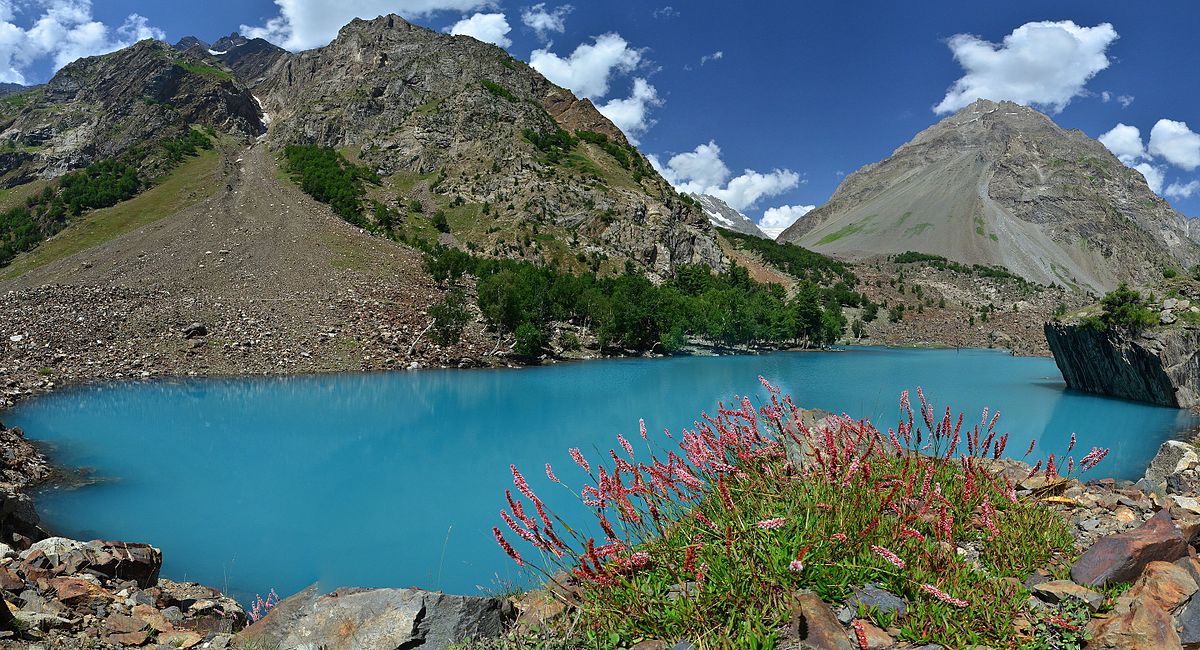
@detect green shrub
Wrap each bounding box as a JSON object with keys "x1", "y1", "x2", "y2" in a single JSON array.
[
  {"x1": 1084, "y1": 283, "x2": 1158, "y2": 333},
  {"x1": 480, "y1": 79, "x2": 517, "y2": 102},
  {"x1": 429, "y1": 289, "x2": 469, "y2": 346},
  {"x1": 513, "y1": 322, "x2": 546, "y2": 357},
  {"x1": 283, "y1": 145, "x2": 380, "y2": 226}
]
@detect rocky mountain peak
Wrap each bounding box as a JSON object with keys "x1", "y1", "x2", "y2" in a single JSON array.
[
  {"x1": 211, "y1": 32, "x2": 251, "y2": 52},
  {"x1": 690, "y1": 193, "x2": 768, "y2": 238},
  {"x1": 779, "y1": 100, "x2": 1199, "y2": 292}
]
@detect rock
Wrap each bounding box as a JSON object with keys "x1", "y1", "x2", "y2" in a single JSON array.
[
  {"x1": 1178, "y1": 593, "x2": 1200, "y2": 646},
  {"x1": 1162, "y1": 311, "x2": 1178, "y2": 325},
  {"x1": 1045, "y1": 320, "x2": 1200, "y2": 408},
  {"x1": 236, "y1": 584, "x2": 515, "y2": 650},
  {"x1": 1165, "y1": 298, "x2": 1179, "y2": 310},
  {"x1": 1029, "y1": 580, "x2": 1106, "y2": 612},
  {"x1": 158, "y1": 630, "x2": 203, "y2": 648},
  {"x1": 854, "y1": 619, "x2": 895, "y2": 649},
  {"x1": 104, "y1": 612, "x2": 148, "y2": 634},
  {"x1": 790, "y1": 590, "x2": 853, "y2": 650},
  {"x1": 1071, "y1": 510, "x2": 1189, "y2": 586},
  {"x1": 1126, "y1": 561, "x2": 1198, "y2": 612},
  {"x1": 1146, "y1": 441, "x2": 1200, "y2": 486},
  {"x1": 847, "y1": 583, "x2": 907, "y2": 619},
  {"x1": 50, "y1": 577, "x2": 113, "y2": 608},
  {"x1": 1086, "y1": 595, "x2": 1182, "y2": 649},
  {"x1": 183, "y1": 323, "x2": 208, "y2": 339},
  {"x1": 105, "y1": 629, "x2": 151, "y2": 646}
]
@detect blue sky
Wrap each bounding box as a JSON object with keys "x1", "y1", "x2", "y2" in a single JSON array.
[{"x1": 5, "y1": 1, "x2": 1200, "y2": 232}]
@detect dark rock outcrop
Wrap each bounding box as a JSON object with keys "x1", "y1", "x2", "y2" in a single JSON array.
[
  {"x1": 1045, "y1": 320, "x2": 1200, "y2": 408},
  {"x1": 1070, "y1": 510, "x2": 1190, "y2": 586},
  {"x1": 238, "y1": 583, "x2": 515, "y2": 650}
]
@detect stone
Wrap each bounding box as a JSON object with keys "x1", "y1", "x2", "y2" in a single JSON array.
[
  {"x1": 183, "y1": 323, "x2": 208, "y2": 339},
  {"x1": 131, "y1": 603, "x2": 172, "y2": 632},
  {"x1": 1146, "y1": 441, "x2": 1200, "y2": 486},
  {"x1": 1165, "y1": 298, "x2": 1179, "y2": 310},
  {"x1": 1086, "y1": 595, "x2": 1182, "y2": 649},
  {"x1": 1174, "y1": 496, "x2": 1200, "y2": 514},
  {"x1": 854, "y1": 619, "x2": 894, "y2": 649},
  {"x1": 1162, "y1": 311, "x2": 1178, "y2": 325},
  {"x1": 0, "y1": 565, "x2": 24, "y2": 592},
  {"x1": 84, "y1": 541, "x2": 162, "y2": 588},
  {"x1": 236, "y1": 584, "x2": 515, "y2": 650},
  {"x1": 105, "y1": 613, "x2": 147, "y2": 634},
  {"x1": 158, "y1": 630, "x2": 203, "y2": 648},
  {"x1": 1029, "y1": 580, "x2": 1106, "y2": 612},
  {"x1": 1178, "y1": 593, "x2": 1200, "y2": 646},
  {"x1": 1070, "y1": 510, "x2": 1189, "y2": 586},
  {"x1": 1126, "y1": 561, "x2": 1198, "y2": 612},
  {"x1": 791, "y1": 590, "x2": 853, "y2": 650},
  {"x1": 21, "y1": 537, "x2": 87, "y2": 567},
  {"x1": 105, "y1": 629, "x2": 151, "y2": 646},
  {"x1": 847, "y1": 583, "x2": 907, "y2": 619},
  {"x1": 50, "y1": 577, "x2": 113, "y2": 608}
]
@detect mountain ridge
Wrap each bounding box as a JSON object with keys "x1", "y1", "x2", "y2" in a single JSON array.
[{"x1": 780, "y1": 99, "x2": 1200, "y2": 293}]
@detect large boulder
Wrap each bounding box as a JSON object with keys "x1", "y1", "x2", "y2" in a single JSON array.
[
  {"x1": 17, "y1": 539, "x2": 161, "y2": 588},
  {"x1": 1146, "y1": 441, "x2": 1200, "y2": 487},
  {"x1": 790, "y1": 590, "x2": 854, "y2": 650},
  {"x1": 1071, "y1": 510, "x2": 1190, "y2": 586},
  {"x1": 237, "y1": 584, "x2": 515, "y2": 650},
  {"x1": 1087, "y1": 594, "x2": 1182, "y2": 649}
]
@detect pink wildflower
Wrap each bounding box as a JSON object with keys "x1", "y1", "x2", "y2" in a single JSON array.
[
  {"x1": 852, "y1": 619, "x2": 869, "y2": 650},
  {"x1": 920, "y1": 583, "x2": 968, "y2": 607},
  {"x1": 511, "y1": 464, "x2": 536, "y2": 501},
  {"x1": 618, "y1": 434, "x2": 635, "y2": 458},
  {"x1": 545, "y1": 463, "x2": 560, "y2": 483},
  {"x1": 569, "y1": 447, "x2": 590, "y2": 473},
  {"x1": 789, "y1": 559, "x2": 804, "y2": 573},
  {"x1": 870, "y1": 544, "x2": 905, "y2": 569},
  {"x1": 755, "y1": 517, "x2": 787, "y2": 530},
  {"x1": 831, "y1": 533, "x2": 848, "y2": 543},
  {"x1": 493, "y1": 527, "x2": 524, "y2": 566},
  {"x1": 639, "y1": 419, "x2": 648, "y2": 440}
]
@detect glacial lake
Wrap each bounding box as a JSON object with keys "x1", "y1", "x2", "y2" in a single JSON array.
[{"x1": 4, "y1": 347, "x2": 1197, "y2": 603}]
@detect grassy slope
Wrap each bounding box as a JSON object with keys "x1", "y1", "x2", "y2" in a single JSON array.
[{"x1": 1, "y1": 148, "x2": 221, "y2": 280}]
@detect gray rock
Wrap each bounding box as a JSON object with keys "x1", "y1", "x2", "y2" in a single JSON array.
[
  {"x1": 847, "y1": 583, "x2": 907, "y2": 619},
  {"x1": 1146, "y1": 441, "x2": 1199, "y2": 486},
  {"x1": 1162, "y1": 310, "x2": 1178, "y2": 325},
  {"x1": 237, "y1": 584, "x2": 515, "y2": 650},
  {"x1": 1046, "y1": 321, "x2": 1200, "y2": 408},
  {"x1": 1180, "y1": 593, "x2": 1200, "y2": 646}
]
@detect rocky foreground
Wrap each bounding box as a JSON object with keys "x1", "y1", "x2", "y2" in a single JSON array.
[{"x1": 5, "y1": 414, "x2": 1200, "y2": 648}]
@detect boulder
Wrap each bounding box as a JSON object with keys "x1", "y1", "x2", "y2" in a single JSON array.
[
  {"x1": 1178, "y1": 593, "x2": 1200, "y2": 647},
  {"x1": 1087, "y1": 595, "x2": 1182, "y2": 649},
  {"x1": 1029, "y1": 580, "x2": 1105, "y2": 612},
  {"x1": 846, "y1": 583, "x2": 907, "y2": 619},
  {"x1": 237, "y1": 584, "x2": 515, "y2": 650},
  {"x1": 1071, "y1": 510, "x2": 1189, "y2": 586},
  {"x1": 1125, "y1": 561, "x2": 1198, "y2": 612},
  {"x1": 790, "y1": 590, "x2": 853, "y2": 650},
  {"x1": 1146, "y1": 441, "x2": 1200, "y2": 486}
]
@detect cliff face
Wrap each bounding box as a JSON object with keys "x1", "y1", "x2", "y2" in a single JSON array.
[{"x1": 1045, "y1": 321, "x2": 1200, "y2": 408}]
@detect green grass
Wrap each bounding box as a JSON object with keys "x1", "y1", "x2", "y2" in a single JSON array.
[
  {"x1": 1, "y1": 148, "x2": 221, "y2": 280},
  {"x1": 817, "y1": 221, "x2": 866, "y2": 245},
  {"x1": 414, "y1": 97, "x2": 444, "y2": 114},
  {"x1": 904, "y1": 223, "x2": 933, "y2": 237},
  {"x1": 176, "y1": 61, "x2": 233, "y2": 81}
]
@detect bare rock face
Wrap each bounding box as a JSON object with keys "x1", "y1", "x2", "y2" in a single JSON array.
[
  {"x1": 249, "y1": 14, "x2": 722, "y2": 277},
  {"x1": 1045, "y1": 320, "x2": 1200, "y2": 408},
  {"x1": 779, "y1": 99, "x2": 1200, "y2": 293},
  {"x1": 238, "y1": 584, "x2": 515, "y2": 650},
  {"x1": 690, "y1": 193, "x2": 769, "y2": 238},
  {"x1": 1070, "y1": 510, "x2": 1190, "y2": 586},
  {"x1": 0, "y1": 40, "x2": 263, "y2": 186}
]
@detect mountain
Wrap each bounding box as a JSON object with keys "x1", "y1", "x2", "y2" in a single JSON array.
[
  {"x1": 0, "y1": 83, "x2": 27, "y2": 98},
  {"x1": 173, "y1": 36, "x2": 209, "y2": 51},
  {"x1": 690, "y1": 193, "x2": 768, "y2": 238},
  {"x1": 779, "y1": 99, "x2": 1200, "y2": 293},
  {"x1": 241, "y1": 15, "x2": 721, "y2": 277},
  {"x1": 0, "y1": 40, "x2": 262, "y2": 186}
]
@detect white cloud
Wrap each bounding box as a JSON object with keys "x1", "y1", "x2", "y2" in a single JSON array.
[
  {"x1": 651, "y1": 140, "x2": 801, "y2": 211},
  {"x1": 934, "y1": 21, "x2": 1118, "y2": 114},
  {"x1": 446, "y1": 12, "x2": 510, "y2": 48},
  {"x1": 1149, "y1": 119, "x2": 1200, "y2": 171},
  {"x1": 1166, "y1": 180, "x2": 1200, "y2": 200},
  {"x1": 1134, "y1": 162, "x2": 1165, "y2": 195},
  {"x1": 529, "y1": 32, "x2": 641, "y2": 99},
  {"x1": 1098, "y1": 123, "x2": 1145, "y2": 165},
  {"x1": 241, "y1": 0, "x2": 491, "y2": 51},
  {"x1": 1116, "y1": 94, "x2": 1135, "y2": 108},
  {"x1": 759, "y1": 204, "x2": 815, "y2": 239},
  {"x1": 700, "y1": 50, "x2": 723, "y2": 65},
  {"x1": 652, "y1": 6, "x2": 678, "y2": 19},
  {"x1": 0, "y1": 0, "x2": 163, "y2": 84},
  {"x1": 521, "y1": 3, "x2": 570, "y2": 41},
  {"x1": 596, "y1": 78, "x2": 660, "y2": 144}
]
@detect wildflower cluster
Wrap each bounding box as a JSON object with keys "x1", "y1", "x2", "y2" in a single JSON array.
[
  {"x1": 494, "y1": 380, "x2": 1094, "y2": 646},
  {"x1": 248, "y1": 589, "x2": 279, "y2": 623}
]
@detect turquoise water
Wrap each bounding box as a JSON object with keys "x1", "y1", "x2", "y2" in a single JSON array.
[{"x1": 3, "y1": 347, "x2": 1196, "y2": 602}]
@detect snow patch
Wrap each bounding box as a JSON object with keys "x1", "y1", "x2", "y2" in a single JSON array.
[
  {"x1": 252, "y1": 95, "x2": 272, "y2": 130},
  {"x1": 208, "y1": 50, "x2": 227, "y2": 56}
]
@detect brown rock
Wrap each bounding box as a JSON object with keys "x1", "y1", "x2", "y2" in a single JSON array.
[
  {"x1": 1071, "y1": 510, "x2": 1189, "y2": 586},
  {"x1": 104, "y1": 629, "x2": 151, "y2": 646},
  {"x1": 855, "y1": 619, "x2": 895, "y2": 649},
  {"x1": 0, "y1": 566, "x2": 24, "y2": 593},
  {"x1": 1087, "y1": 595, "x2": 1182, "y2": 649},
  {"x1": 792, "y1": 590, "x2": 853, "y2": 650},
  {"x1": 50, "y1": 576, "x2": 112, "y2": 608},
  {"x1": 105, "y1": 612, "x2": 147, "y2": 634},
  {"x1": 513, "y1": 589, "x2": 568, "y2": 629},
  {"x1": 87, "y1": 541, "x2": 161, "y2": 588},
  {"x1": 1029, "y1": 580, "x2": 1106, "y2": 612},
  {"x1": 1126, "y1": 561, "x2": 1198, "y2": 612},
  {"x1": 159, "y1": 630, "x2": 203, "y2": 648},
  {"x1": 131, "y1": 603, "x2": 173, "y2": 632}
]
